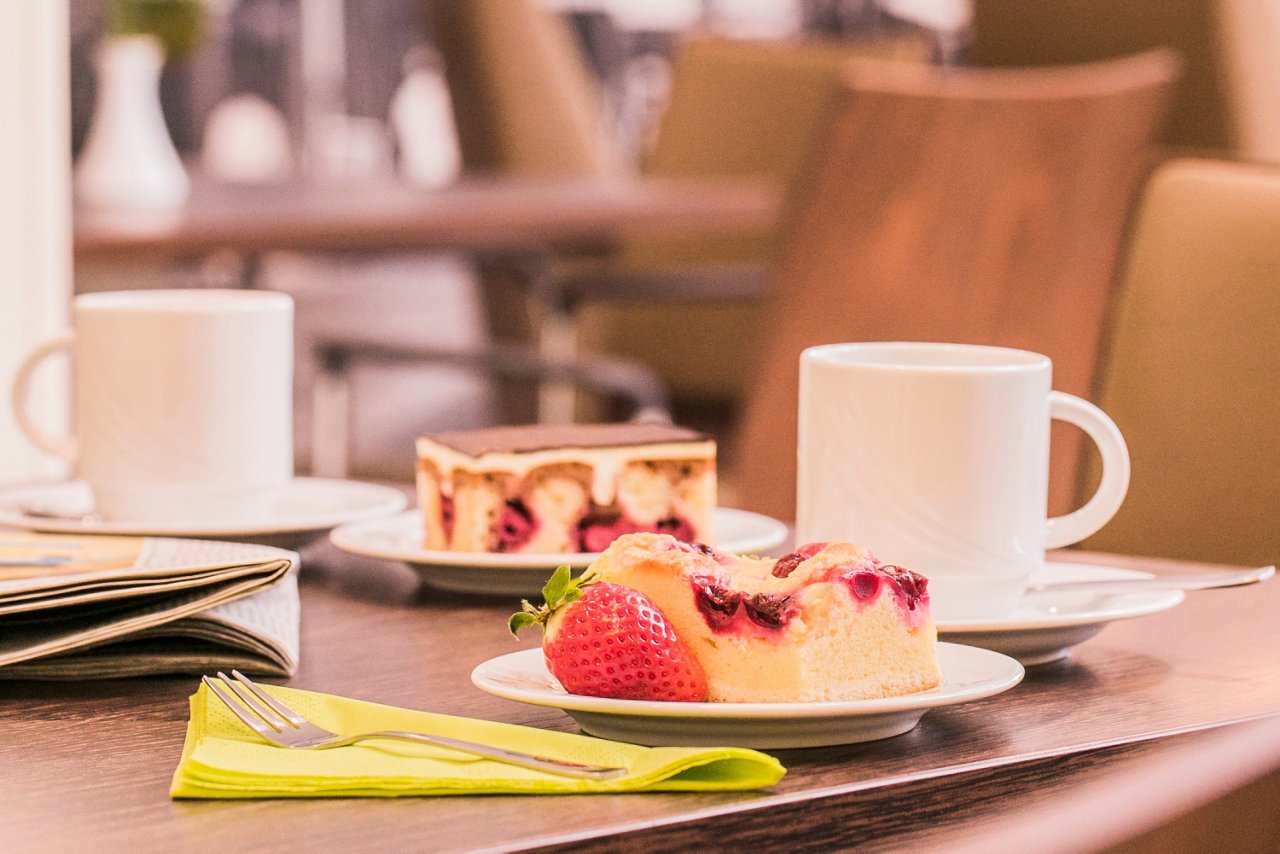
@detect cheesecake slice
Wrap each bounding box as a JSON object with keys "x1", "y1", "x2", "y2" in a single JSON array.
[
  {"x1": 587, "y1": 533, "x2": 941, "y2": 702},
  {"x1": 415, "y1": 423, "x2": 716, "y2": 553}
]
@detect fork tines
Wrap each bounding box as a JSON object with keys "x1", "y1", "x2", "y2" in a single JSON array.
[{"x1": 203, "y1": 670, "x2": 296, "y2": 738}]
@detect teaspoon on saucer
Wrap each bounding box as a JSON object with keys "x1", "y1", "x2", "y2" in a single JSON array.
[
  {"x1": 1026, "y1": 564, "x2": 1274, "y2": 596},
  {"x1": 16, "y1": 503, "x2": 101, "y2": 524}
]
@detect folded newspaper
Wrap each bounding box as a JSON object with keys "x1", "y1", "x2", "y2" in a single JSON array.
[{"x1": 0, "y1": 532, "x2": 299, "y2": 679}]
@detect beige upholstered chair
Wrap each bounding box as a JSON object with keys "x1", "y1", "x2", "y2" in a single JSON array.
[
  {"x1": 727, "y1": 51, "x2": 1179, "y2": 522},
  {"x1": 1079, "y1": 158, "x2": 1280, "y2": 567},
  {"x1": 968, "y1": 0, "x2": 1233, "y2": 152},
  {"x1": 970, "y1": 0, "x2": 1280, "y2": 162}
]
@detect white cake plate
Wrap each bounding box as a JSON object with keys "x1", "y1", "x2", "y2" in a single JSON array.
[
  {"x1": 330, "y1": 507, "x2": 790, "y2": 596},
  {"x1": 471, "y1": 643, "x2": 1024, "y2": 748}
]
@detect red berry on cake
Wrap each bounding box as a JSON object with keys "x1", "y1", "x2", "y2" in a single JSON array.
[
  {"x1": 509, "y1": 565, "x2": 709, "y2": 702},
  {"x1": 771, "y1": 542, "x2": 828, "y2": 578}
]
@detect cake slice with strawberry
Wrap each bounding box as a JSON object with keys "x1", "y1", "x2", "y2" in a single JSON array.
[{"x1": 511, "y1": 533, "x2": 941, "y2": 703}]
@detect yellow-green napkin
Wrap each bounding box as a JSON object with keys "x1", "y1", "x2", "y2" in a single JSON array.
[{"x1": 170, "y1": 683, "x2": 786, "y2": 797}]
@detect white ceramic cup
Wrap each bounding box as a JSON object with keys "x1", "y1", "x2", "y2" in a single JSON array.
[
  {"x1": 796, "y1": 342, "x2": 1130, "y2": 621},
  {"x1": 11, "y1": 289, "x2": 294, "y2": 524}
]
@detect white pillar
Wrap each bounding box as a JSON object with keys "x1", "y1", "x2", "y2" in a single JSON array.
[
  {"x1": 1220, "y1": 0, "x2": 1280, "y2": 163},
  {"x1": 0, "y1": 1, "x2": 73, "y2": 481}
]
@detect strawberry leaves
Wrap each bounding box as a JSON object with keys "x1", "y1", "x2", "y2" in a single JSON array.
[
  {"x1": 541, "y1": 564, "x2": 576, "y2": 608},
  {"x1": 508, "y1": 565, "x2": 598, "y2": 636},
  {"x1": 506, "y1": 609, "x2": 541, "y2": 635}
]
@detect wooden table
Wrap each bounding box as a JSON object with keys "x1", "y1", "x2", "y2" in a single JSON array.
[
  {"x1": 3, "y1": 544, "x2": 1278, "y2": 852},
  {"x1": 73, "y1": 176, "x2": 780, "y2": 262}
]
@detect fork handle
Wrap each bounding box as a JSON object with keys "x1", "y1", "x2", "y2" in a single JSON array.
[{"x1": 316, "y1": 730, "x2": 628, "y2": 780}]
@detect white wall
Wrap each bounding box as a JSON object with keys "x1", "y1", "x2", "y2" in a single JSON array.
[
  {"x1": 0, "y1": 1, "x2": 73, "y2": 481},
  {"x1": 1221, "y1": 0, "x2": 1280, "y2": 163}
]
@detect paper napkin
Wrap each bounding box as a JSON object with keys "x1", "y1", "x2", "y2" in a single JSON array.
[{"x1": 170, "y1": 683, "x2": 786, "y2": 797}]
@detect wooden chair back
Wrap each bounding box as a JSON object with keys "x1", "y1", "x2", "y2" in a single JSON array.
[
  {"x1": 427, "y1": 0, "x2": 614, "y2": 178},
  {"x1": 728, "y1": 50, "x2": 1180, "y2": 522},
  {"x1": 1079, "y1": 158, "x2": 1280, "y2": 566}
]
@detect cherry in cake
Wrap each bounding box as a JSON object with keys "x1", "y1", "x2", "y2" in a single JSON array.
[
  {"x1": 512, "y1": 533, "x2": 941, "y2": 703},
  {"x1": 416, "y1": 423, "x2": 715, "y2": 553}
]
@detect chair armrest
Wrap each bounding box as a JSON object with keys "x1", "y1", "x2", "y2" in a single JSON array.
[
  {"x1": 315, "y1": 339, "x2": 670, "y2": 415},
  {"x1": 551, "y1": 262, "x2": 770, "y2": 307}
]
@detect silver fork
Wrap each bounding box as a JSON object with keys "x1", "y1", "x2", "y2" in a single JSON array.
[{"x1": 203, "y1": 670, "x2": 627, "y2": 781}]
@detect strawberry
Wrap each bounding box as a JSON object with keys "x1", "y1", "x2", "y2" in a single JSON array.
[{"x1": 509, "y1": 566, "x2": 708, "y2": 702}]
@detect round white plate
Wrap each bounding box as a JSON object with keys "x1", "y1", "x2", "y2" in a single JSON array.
[
  {"x1": 330, "y1": 507, "x2": 789, "y2": 596},
  {"x1": 471, "y1": 643, "x2": 1023, "y2": 748},
  {"x1": 0, "y1": 477, "x2": 407, "y2": 550},
  {"x1": 936, "y1": 561, "x2": 1186, "y2": 666}
]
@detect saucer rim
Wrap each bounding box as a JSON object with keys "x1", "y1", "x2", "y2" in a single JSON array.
[
  {"x1": 0, "y1": 477, "x2": 408, "y2": 537},
  {"x1": 935, "y1": 561, "x2": 1186, "y2": 633}
]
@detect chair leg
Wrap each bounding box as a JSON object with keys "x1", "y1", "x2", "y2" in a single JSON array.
[
  {"x1": 311, "y1": 353, "x2": 352, "y2": 478},
  {"x1": 527, "y1": 260, "x2": 582, "y2": 425},
  {"x1": 535, "y1": 301, "x2": 580, "y2": 424}
]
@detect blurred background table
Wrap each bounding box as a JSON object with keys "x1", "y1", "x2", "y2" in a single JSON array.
[
  {"x1": 73, "y1": 174, "x2": 781, "y2": 464},
  {"x1": 3, "y1": 546, "x2": 1278, "y2": 852},
  {"x1": 73, "y1": 175, "x2": 780, "y2": 266}
]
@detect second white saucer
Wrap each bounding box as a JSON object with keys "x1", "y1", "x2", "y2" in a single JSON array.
[
  {"x1": 0, "y1": 478, "x2": 408, "y2": 550},
  {"x1": 937, "y1": 561, "x2": 1185, "y2": 665}
]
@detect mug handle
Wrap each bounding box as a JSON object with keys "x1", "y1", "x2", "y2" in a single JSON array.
[
  {"x1": 11, "y1": 334, "x2": 77, "y2": 462},
  {"x1": 1045, "y1": 391, "x2": 1130, "y2": 548}
]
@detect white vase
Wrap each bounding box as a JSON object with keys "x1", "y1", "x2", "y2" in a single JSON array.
[{"x1": 75, "y1": 35, "x2": 190, "y2": 227}]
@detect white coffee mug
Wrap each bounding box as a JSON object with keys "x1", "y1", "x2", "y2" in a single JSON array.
[
  {"x1": 796, "y1": 342, "x2": 1130, "y2": 621},
  {"x1": 11, "y1": 289, "x2": 294, "y2": 525}
]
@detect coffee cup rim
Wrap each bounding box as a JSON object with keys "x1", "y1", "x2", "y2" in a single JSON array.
[
  {"x1": 803, "y1": 341, "x2": 1050, "y2": 373},
  {"x1": 74, "y1": 289, "x2": 292, "y2": 314}
]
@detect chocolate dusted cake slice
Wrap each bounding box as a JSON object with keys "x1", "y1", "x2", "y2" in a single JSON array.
[{"x1": 415, "y1": 423, "x2": 716, "y2": 553}]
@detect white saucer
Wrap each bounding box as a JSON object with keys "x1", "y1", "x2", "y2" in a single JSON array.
[
  {"x1": 330, "y1": 507, "x2": 790, "y2": 596},
  {"x1": 471, "y1": 643, "x2": 1024, "y2": 748},
  {"x1": 936, "y1": 561, "x2": 1186, "y2": 665},
  {"x1": 0, "y1": 478, "x2": 407, "y2": 550}
]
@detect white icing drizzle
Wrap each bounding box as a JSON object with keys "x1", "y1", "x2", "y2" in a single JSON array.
[{"x1": 415, "y1": 437, "x2": 715, "y2": 504}]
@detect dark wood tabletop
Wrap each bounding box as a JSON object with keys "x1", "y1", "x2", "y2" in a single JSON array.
[
  {"x1": 2, "y1": 540, "x2": 1277, "y2": 853},
  {"x1": 72, "y1": 176, "x2": 780, "y2": 262}
]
